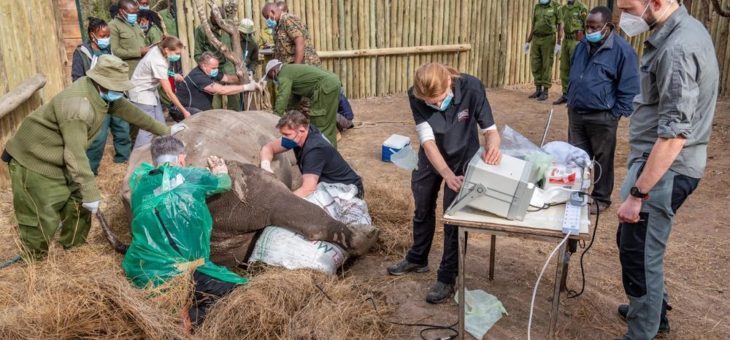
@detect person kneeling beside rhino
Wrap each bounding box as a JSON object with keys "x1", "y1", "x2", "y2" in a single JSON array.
[
  {"x1": 259, "y1": 110, "x2": 363, "y2": 198},
  {"x1": 122, "y1": 136, "x2": 246, "y2": 327}
]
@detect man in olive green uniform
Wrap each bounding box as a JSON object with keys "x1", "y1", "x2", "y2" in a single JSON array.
[
  {"x1": 525, "y1": 0, "x2": 562, "y2": 101},
  {"x1": 158, "y1": 0, "x2": 178, "y2": 37},
  {"x1": 109, "y1": 0, "x2": 148, "y2": 78},
  {"x1": 554, "y1": 0, "x2": 588, "y2": 105},
  {"x1": 2, "y1": 56, "x2": 182, "y2": 260},
  {"x1": 265, "y1": 60, "x2": 340, "y2": 148},
  {"x1": 194, "y1": 12, "x2": 241, "y2": 111}
]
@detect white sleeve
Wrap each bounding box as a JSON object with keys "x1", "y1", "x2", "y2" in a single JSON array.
[
  {"x1": 416, "y1": 122, "x2": 435, "y2": 144},
  {"x1": 479, "y1": 124, "x2": 497, "y2": 134}
]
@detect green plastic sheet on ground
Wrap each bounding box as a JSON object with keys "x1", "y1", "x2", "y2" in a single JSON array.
[{"x1": 122, "y1": 163, "x2": 247, "y2": 288}]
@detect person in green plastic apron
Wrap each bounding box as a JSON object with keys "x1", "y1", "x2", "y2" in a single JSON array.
[
  {"x1": 524, "y1": 0, "x2": 562, "y2": 101},
  {"x1": 554, "y1": 0, "x2": 588, "y2": 105},
  {"x1": 122, "y1": 135, "x2": 246, "y2": 327}
]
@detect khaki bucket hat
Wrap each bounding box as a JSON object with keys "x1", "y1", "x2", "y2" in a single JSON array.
[
  {"x1": 239, "y1": 18, "x2": 255, "y2": 34},
  {"x1": 86, "y1": 55, "x2": 134, "y2": 92}
]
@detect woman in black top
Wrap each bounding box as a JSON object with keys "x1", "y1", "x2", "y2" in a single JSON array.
[{"x1": 387, "y1": 63, "x2": 502, "y2": 304}]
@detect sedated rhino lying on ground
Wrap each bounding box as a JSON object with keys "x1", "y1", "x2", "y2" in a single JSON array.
[{"x1": 104, "y1": 110, "x2": 378, "y2": 268}]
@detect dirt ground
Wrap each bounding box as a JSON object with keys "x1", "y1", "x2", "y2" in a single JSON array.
[
  {"x1": 0, "y1": 86, "x2": 728, "y2": 339},
  {"x1": 340, "y1": 87, "x2": 730, "y2": 339}
]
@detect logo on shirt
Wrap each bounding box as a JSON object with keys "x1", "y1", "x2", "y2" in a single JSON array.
[{"x1": 457, "y1": 109, "x2": 470, "y2": 123}]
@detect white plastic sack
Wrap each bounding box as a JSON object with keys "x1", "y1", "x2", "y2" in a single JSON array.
[
  {"x1": 249, "y1": 182, "x2": 372, "y2": 274},
  {"x1": 541, "y1": 141, "x2": 590, "y2": 168},
  {"x1": 390, "y1": 145, "x2": 419, "y2": 171},
  {"x1": 248, "y1": 226, "x2": 347, "y2": 274},
  {"x1": 454, "y1": 289, "x2": 508, "y2": 339}
]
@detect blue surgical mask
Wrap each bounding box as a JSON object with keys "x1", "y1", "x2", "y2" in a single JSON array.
[
  {"x1": 139, "y1": 5, "x2": 150, "y2": 10},
  {"x1": 586, "y1": 23, "x2": 607, "y2": 43},
  {"x1": 210, "y1": 68, "x2": 219, "y2": 78},
  {"x1": 96, "y1": 37, "x2": 110, "y2": 49},
  {"x1": 167, "y1": 54, "x2": 181, "y2": 62},
  {"x1": 539, "y1": 0, "x2": 550, "y2": 4},
  {"x1": 266, "y1": 18, "x2": 277, "y2": 29},
  {"x1": 427, "y1": 92, "x2": 454, "y2": 111},
  {"x1": 100, "y1": 90, "x2": 124, "y2": 102},
  {"x1": 126, "y1": 13, "x2": 138, "y2": 25},
  {"x1": 281, "y1": 136, "x2": 299, "y2": 150}
]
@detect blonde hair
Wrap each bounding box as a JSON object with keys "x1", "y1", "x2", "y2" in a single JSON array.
[{"x1": 413, "y1": 63, "x2": 460, "y2": 99}]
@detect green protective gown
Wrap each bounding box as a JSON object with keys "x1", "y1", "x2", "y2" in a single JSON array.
[
  {"x1": 559, "y1": 1, "x2": 588, "y2": 95},
  {"x1": 122, "y1": 163, "x2": 247, "y2": 288},
  {"x1": 530, "y1": 1, "x2": 561, "y2": 89}
]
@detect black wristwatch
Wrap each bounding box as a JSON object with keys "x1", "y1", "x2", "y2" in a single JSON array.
[{"x1": 630, "y1": 186, "x2": 649, "y2": 200}]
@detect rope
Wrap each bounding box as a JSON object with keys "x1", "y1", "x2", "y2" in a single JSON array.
[{"x1": 0, "y1": 255, "x2": 21, "y2": 270}]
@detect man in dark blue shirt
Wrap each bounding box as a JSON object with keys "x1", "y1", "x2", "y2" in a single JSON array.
[{"x1": 566, "y1": 6, "x2": 639, "y2": 214}]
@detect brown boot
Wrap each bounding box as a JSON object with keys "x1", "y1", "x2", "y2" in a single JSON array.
[
  {"x1": 552, "y1": 95, "x2": 568, "y2": 105},
  {"x1": 537, "y1": 88, "x2": 549, "y2": 101}
]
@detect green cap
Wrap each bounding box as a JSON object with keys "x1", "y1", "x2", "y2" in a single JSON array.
[{"x1": 86, "y1": 55, "x2": 134, "y2": 92}]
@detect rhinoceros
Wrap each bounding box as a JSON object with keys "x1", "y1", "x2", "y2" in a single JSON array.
[{"x1": 103, "y1": 110, "x2": 378, "y2": 268}]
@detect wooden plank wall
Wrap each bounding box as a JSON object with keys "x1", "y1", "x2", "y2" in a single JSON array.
[{"x1": 0, "y1": 0, "x2": 69, "y2": 187}]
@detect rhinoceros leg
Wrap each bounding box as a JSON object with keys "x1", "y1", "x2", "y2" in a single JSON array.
[{"x1": 206, "y1": 162, "x2": 378, "y2": 259}]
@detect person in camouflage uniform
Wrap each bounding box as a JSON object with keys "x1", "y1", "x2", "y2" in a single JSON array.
[
  {"x1": 524, "y1": 0, "x2": 561, "y2": 101},
  {"x1": 554, "y1": 0, "x2": 588, "y2": 105},
  {"x1": 261, "y1": 3, "x2": 321, "y2": 66}
]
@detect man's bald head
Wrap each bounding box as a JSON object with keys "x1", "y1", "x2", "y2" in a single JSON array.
[
  {"x1": 276, "y1": 1, "x2": 289, "y2": 12},
  {"x1": 118, "y1": 0, "x2": 137, "y2": 11},
  {"x1": 261, "y1": 2, "x2": 283, "y2": 20}
]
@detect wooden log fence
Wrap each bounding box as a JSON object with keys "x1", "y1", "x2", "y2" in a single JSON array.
[{"x1": 0, "y1": 75, "x2": 48, "y2": 120}]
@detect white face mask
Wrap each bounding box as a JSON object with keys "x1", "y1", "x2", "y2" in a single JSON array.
[
  {"x1": 619, "y1": 5, "x2": 651, "y2": 37},
  {"x1": 620, "y1": 0, "x2": 675, "y2": 37}
]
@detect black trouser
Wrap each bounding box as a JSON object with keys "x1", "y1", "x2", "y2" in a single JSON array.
[
  {"x1": 406, "y1": 161, "x2": 462, "y2": 285},
  {"x1": 189, "y1": 271, "x2": 238, "y2": 326},
  {"x1": 568, "y1": 108, "x2": 619, "y2": 205}
]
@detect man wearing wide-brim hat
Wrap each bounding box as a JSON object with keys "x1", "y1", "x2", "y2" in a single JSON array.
[
  {"x1": 238, "y1": 18, "x2": 260, "y2": 75},
  {"x1": 2, "y1": 55, "x2": 186, "y2": 260}
]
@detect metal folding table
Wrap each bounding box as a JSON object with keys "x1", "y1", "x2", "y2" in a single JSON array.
[{"x1": 444, "y1": 204, "x2": 591, "y2": 339}]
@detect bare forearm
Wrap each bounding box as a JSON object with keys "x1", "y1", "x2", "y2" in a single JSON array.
[
  {"x1": 216, "y1": 84, "x2": 246, "y2": 96},
  {"x1": 161, "y1": 81, "x2": 187, "y2": 113},
  {"x1": 634, "y1": 137, "x2": 686, "y2": 193}
]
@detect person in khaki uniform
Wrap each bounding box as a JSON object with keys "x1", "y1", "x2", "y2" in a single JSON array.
[
  {"x1": 554, "y1": 0, "x2": 588, "y2": 105},
  {"x1": 2, "y1": 55, "x2": 185, "y2": 260},
  {"x1": 524, "y1": 0, "x2": 562, "y2": 101},
  {"x1": 193, "y1": 10, "x2": 241, "y2": 111},
  {"x1": 109, "y1": 0, "x2": 148, "y2": 78},
  {"x1": 264, "y1": 60, "x2": 340, "y2": 148}
]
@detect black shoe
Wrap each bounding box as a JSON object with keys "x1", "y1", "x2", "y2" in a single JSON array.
[
  {"x1": 537, "y1": 89, "x2": 549, "y2": 101},
  {"x1": 590, "y1": 201, "x2": 610, "y2": 215},
  {"x1": 552, "y1": 95, "x2": 568, "y2": 105},
  {"x1": 426, "y1": 281, "x2": 455, "y2": 304},
  {"x1": 618, "y1": 304, "x2": 670, "y2": 333},
  {"x1": 387, "y1": 259, "x2": 429, "y2": 276},
  {"x1": 528, "y1": 86, "x2": 543, "y2": 99}
]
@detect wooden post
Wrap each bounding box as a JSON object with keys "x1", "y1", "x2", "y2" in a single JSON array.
[{"x1": 0, "y1": 74, "x2": 47, "y2": 120}]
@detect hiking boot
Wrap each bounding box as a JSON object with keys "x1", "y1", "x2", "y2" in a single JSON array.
[
  {"x1": 387, "y1": 259, "x2": 429, "y2": 276},
  {"x1": 552, "y1": 95, "x2": 568, "y2": 105},
  {"x1": 618, "y1": 304, "x2": 670, "y2": 334},
  {"x1": 426, "y1": 281, "x2": 455, "y2": 304},
  {"x1": 528, "y1": 86, "x2": 543, "y2": 99},
  {"x1": 537, "y1": 89, "x2": 549, "y2": 101}
]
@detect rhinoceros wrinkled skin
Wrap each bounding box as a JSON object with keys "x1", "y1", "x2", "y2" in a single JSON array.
[{"x1": 118, "y1": 110, "x2": 378, "y2": 268}]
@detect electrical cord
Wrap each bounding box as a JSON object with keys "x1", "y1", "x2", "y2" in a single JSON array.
[
  {"x1": 366, "y1": 297, "x2": 458, "y2": 340},
  {"x1": 528, "y1": 202, "x2": 566, "y2": 212},
  {"x1": 527, "y1": 232, "x2": 571, "y2": 340},
  {"x1": 567, "y1": 198, "x2": 600, "y2": 299}
]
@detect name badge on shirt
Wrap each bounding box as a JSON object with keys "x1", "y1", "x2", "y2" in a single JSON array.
[{"x1": 457, "y1": 109, "x2": 470, "y2": 123}]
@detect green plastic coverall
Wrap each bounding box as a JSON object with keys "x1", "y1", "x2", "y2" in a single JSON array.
[{"x1": 122, "y1": 163, "x2": 247, "y2": 288}]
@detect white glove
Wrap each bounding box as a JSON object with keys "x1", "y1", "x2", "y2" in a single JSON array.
[
  {"x1": 554, "y1": 44, "x2": 561, "y2": 55},
  {"x1": 170, "y1": 122, "x2": 187, "y2": 135},
  {"x1": 523, "y1": 42, "x2": 530, "y2": 55},
  {"x1": 244, "y1": 82, "x2": 262, "y2": 92},
  {"x1": 260, "y1": 160, "x2": 273, "y2": 173},
  {"x1": 82, "y1": 200, "x2": 100, "y2": 214}
]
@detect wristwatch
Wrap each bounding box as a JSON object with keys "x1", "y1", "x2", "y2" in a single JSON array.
[{"x1": 630, "y1": 186, "x2": 649, "y2": 200}]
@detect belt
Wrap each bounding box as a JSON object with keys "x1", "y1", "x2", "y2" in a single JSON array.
[{"x1": 534, "y1": 32, "x2": 555, "y2": 37}]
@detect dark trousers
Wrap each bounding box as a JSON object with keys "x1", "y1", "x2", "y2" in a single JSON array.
[
  {"x1": 406, "y1": 163, "x2": 462, "y2": 285},
  {"x1": 616, "y1": 159, "x2": 699, "y2": 339},
  {"x1": 568, "y1": 108, "x2": 619, "y2": 205},
  {"x1": 189, "y1": 271, "x2": 238, "y2": 326}
]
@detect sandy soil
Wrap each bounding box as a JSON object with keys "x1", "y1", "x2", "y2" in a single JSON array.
[
  {"x1": 0, "y1": 86, "x2": 728, "y2": 339},
  {"x1": 340, "y1": 87, "x2": 730, "y2": 339}
]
